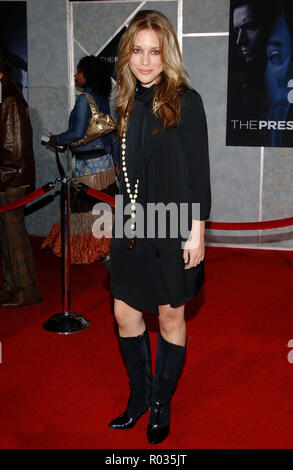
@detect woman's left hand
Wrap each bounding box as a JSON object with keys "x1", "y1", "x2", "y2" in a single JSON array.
[{"x1": 183, "y1": 220, "x2": 205, "y2": 269}]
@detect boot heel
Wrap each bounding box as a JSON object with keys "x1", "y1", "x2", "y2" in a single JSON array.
[{"x1": 147, "y1": 401, "x2": 170, "y2": 444}]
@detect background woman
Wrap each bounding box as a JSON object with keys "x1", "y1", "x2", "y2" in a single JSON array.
[
  {"x1": 108, "y1": 11, "x2": 211, "y2": 444},
  {"x1": 42, "y1": 55, "x2": 120, "y2": 264}
]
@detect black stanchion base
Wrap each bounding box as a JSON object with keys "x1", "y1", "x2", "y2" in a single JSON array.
[{"x1": 43, "y1": 312, "x2": 90, "y2": 334}]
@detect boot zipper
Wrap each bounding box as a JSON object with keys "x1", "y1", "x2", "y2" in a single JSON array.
[{"x1": 141, "y1": 334, "x2": 152, "y2": 404}]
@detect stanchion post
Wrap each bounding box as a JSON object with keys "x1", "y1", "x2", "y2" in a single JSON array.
[
  {"x1": 62, "y1": 176, "x2": 71, "y2": 313},
  {"x1": 43, "y1": 150, "x2": 90, "y2": 334}
]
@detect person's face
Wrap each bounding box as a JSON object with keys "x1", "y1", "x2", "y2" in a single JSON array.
[
  {"x1": 233, "y1": 4, "x2": 262, "y2": 64},
  {"x1": 265, "y1": 9, "x2": 293, "y2": 107},
  {"x1": 74, "y1": 68, "x2": 86, "y2": 88},
  {"x1": 129, "y1": 28, "x2": 163, "y2": 88}
]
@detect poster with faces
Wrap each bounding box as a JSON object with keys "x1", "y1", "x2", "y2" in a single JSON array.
[{"x1": 226, "y1": 0, "x2": 293, "y2": 147}]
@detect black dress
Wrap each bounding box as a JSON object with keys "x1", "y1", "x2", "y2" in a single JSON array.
[{"x1": 110, "y1": 82, "x2": 211, "y2": 314}]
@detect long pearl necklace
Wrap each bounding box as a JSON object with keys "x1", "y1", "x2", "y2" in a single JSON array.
[
  {"x1": 121, "y1": 113, "x2": 138, "y2": 249},
  {"x1": 121, "y1": 95, "x2": 157, "y2": 249}
]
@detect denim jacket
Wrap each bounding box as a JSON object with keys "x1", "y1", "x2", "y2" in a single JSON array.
[{"x1": 53, "y1": 87, "x2": 120, "y2": 164}]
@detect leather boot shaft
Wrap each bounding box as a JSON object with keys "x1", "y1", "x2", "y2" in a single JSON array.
[
  {"x1": 119, "y1": 329, "x2": 153, "y2": 418},
  {"x1": 151, "y1": 331, "x2": 186, "y2": 404},
  {"x1": 147, "y1": 331, "x2": 186, "y2": 444}
]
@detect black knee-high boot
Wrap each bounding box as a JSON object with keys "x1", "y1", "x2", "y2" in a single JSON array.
[
  {"x1": 147, "y1": 331, "x2": 186, "y2": 444},
  {"x1": 109, "y1": 329, "x2": 153, "y2": 430}
]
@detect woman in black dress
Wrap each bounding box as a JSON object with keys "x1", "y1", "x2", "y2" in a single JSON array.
[{"x1": 109, "y1": 10, "x2": 211, "y2": 444}]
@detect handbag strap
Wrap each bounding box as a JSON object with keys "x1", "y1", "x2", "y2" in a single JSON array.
[{"x1": 80, "y1": 92, "x2": 99, "y2": 117}]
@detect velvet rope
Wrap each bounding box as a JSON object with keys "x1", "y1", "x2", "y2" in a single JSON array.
[
  {"x1": 206, "y1": 218, "x2": 293, "y2": 230},
  {"x1": 0, "y1": 183, "x2": 55, "y2": 213},
  {"x1": 77, "y1": 182, "x2": 293, "y2": 231},
  {"x1": 75, "y1": 182, "x2": 116, "y2": 206},
  {"x1": 3, "y1": 179, "x2": 291, "y2": 231}
]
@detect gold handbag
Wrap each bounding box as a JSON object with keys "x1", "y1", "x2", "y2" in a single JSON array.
[{"x1": 70, "y1": 92, "x2": 116, "y2": 147}]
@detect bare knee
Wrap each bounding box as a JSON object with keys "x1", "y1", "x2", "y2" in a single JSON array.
[
  {"x1": 114, "y1": 299, "x2": 144, "y2": 336},
  {"x1": 158, "y1": 304, "x2": 185, "y2": 336}
]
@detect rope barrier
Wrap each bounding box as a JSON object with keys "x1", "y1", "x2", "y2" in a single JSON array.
[
  {"x1": 76, "y1": 183, "x2": 293, "y2": 231},
  {"x1": 1, "y1": 178, "x2": 292, "y2": 231},
  {"x1": 0, "y1": 182, "x2": 55, "y2": 213},
  {"x1": 75, "y1": 182, "x2": 116, "y2": 207},
  {"x1": 206, "y1": 218, "x2": 293, "y2": 231}
]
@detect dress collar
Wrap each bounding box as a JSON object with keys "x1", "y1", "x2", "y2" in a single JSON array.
[{"x1": 135, "y1": 81, "x2": 156, "y2": 105}]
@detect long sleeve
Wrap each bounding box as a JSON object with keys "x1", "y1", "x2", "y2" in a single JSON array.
[
  {"x1": 178, "y1": 89, "x2": 211, "y2": 220},
  {"x1": 0, "y1": 97, "x2": 20, "y2": 188},
  {"x1": 53, "y1": 94, "x2": 91, "y2": 146}
]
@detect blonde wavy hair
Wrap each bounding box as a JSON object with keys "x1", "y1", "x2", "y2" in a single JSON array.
[{"x1": 116, "y1": 10, "x2": 189, "y2": 136}]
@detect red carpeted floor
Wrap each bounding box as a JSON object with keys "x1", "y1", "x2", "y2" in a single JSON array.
[{"x1": 0, "y1": 237, "x2": 293, "y2": 449}]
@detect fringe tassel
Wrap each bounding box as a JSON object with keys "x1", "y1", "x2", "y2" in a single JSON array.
[{"x1": 41, "y1": 224, "x2": 110, "y2": 264}]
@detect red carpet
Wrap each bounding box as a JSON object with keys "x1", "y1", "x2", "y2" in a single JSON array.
[{"x1": 0, "y1": 238, "x2": 293, "y2": 449}]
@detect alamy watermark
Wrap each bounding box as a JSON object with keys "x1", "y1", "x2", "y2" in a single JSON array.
[{"x1": 91, "y1": 195, "x2": 201, "y2": 248}]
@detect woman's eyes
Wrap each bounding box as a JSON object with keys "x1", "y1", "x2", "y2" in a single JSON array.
[{"x1": 133, "y1": 48, "x2": 160, "y2": 55}]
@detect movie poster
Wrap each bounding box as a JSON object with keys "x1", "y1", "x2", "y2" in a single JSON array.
[
  {"x1": 226, "y1": 0, "x2": 293, "y2": 147},
  {"x1": 97, "y1": 27, "x2": 126, "y2": 80},
  {"x1": 0, "y1": 1, "x2": 28, "y2": 101}
]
